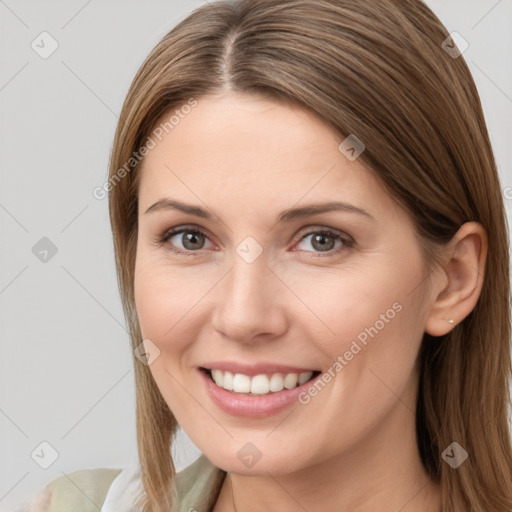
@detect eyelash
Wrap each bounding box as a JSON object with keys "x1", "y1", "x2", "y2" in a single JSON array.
[{"x1": 154, "y1": 225, "x2": 354, "y2": 258}]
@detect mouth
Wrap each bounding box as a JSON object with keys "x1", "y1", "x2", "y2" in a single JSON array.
[{"x1": 200, "y1": 367, "x2": 322, "y2": 396}]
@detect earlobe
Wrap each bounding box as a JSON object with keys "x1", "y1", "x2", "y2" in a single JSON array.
[{"x1": 424, "y1": 221, "x2": 488, "y2": 337}]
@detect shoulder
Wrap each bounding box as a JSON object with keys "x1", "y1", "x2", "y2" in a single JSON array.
[
  {"x1": 172, "y1": 454, "x2": 227, "y2": 511},
  {"x1": 103, "y1": 455, "x2": 226, "y2": 512},
  {"x1": 32, "y1": 455, "x2": 226, "y2": 512},
  {"x1": 31, "y1": 467, "x2": 122, "y2": 512}
]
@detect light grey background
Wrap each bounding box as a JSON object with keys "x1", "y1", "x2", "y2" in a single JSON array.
[{"x1": 1, "y1": 0, "x2": 511, "y2": 509}]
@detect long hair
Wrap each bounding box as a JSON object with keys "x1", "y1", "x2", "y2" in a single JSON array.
[{"x1": 107, "y1": 1, "x2": 512, "y2": 510}]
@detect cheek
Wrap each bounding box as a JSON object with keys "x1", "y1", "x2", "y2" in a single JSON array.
[
  {"x1": 284, "y1": 265, "x2": 410, "y2": 355},
  {"x1": 134, "y1": 252, "x2": 180, "y2": 343},
  {"x1": 133, "y1": 259, "x2": 198, "y2": 409},
  {"x1": 134, "y1": 244, "x2": 425, "y2": 366},
  {"x1": 134, "y1": 262, "x2": 163, "y2": 339},
  {"x1": 326, "y1": 272, "x2": 426, "y2": 412},
  {"x1": 134, "y1": 245, "x2": 176, "y2": 323},
  {"x1": 133, "y1": 254, "x2": 215, "y2": 354}
]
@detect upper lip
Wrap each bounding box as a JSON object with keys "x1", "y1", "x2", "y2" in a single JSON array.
[{"x1": 201, "y1": 361, "x2": 319, "y2": 377}]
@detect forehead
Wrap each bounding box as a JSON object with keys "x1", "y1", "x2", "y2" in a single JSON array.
[{"x1": 137, "y1": 92, "x2": 401, "y2": 223}]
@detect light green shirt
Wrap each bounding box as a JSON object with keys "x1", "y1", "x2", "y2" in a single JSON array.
[{"x1": 41, "y1": 454, "x2": 227, "y2": 512}]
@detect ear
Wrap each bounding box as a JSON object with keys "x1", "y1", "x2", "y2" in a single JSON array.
[{"x1": 424, "y1": 221, "x2": 488, "y2": 337}]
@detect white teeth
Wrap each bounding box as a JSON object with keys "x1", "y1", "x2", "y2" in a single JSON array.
[
  {"x1": 233, "y1": 373, "x2": 251, "y2": 393},
  {"x1": 250, "y1": 374, "x2": 269, "y2": 395},
  {"x1": 209, "y1": 369, "x2": 316, "y2": 395},
  {"x1": 283, "y1": 373, "x2": 298, "y2": 389},
  {"x1": 223, "y1": 371, "x2": 234, "y2": 390},
  {"x1": 269, "y1": 373, "x2": 284, "y2": 392},
  {"x1": 211, "y1": 369, "x2": 223, "y2": 387},
  {"x1": 298, "y1": 371, "x2": 313, "y2": 385}
]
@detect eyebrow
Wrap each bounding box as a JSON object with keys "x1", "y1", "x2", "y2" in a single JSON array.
[{"x1": 144, "y1": 198, "x2": 374, "y2": 223}]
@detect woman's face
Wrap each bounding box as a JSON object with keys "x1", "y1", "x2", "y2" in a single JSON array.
[{"x1": 134, "y1": 92, "x2": 437, "y2": 475}]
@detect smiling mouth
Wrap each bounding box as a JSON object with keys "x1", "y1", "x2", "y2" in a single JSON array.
[{"x1": 200, "y1": 367, "x2": 321, "y2": 396}]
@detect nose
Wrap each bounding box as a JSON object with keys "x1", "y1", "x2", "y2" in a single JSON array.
[{"x1": 211, "y1": 250, "x2": 288, "y2": 344}]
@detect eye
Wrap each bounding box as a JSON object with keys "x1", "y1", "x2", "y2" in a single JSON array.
[
  {"x1": 155, "y1": 226, "x2": 214, "y2": 256},
  {"x1": 154, "y1": 225, "x2": 354, "y2": 257},
  {"x1": 293, "y1": 228, "x2": 353, "y2": 256}
]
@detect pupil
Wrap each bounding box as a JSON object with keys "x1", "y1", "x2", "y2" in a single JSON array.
[
  {"x1": 313, "y1": 234, "x2": 334, "y2": 251},
  {"x1": 180, "y1": 232, "x2": 335, "y2": 252},
  {"x1": 183, "y1": 231, "x2": 204, "y2": 249}
]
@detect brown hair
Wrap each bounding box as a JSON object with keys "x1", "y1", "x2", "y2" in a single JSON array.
[{"x1": 107, "y1": 1, "x2": 512, "y2": 510}]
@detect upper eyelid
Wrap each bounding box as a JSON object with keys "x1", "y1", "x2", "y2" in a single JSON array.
[
  {"x1": 163, "y1": 224, "x2": 347, "y2": 238},
  {"x1": 162, "y1": 224, "x2": 352, "y2": 249}
]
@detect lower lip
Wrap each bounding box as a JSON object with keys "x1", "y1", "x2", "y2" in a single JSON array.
[{"x1": 199, "y1": 368, "x2": 319, "y2": 418}]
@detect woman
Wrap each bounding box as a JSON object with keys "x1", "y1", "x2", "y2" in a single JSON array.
[{"x1": 31, "y1": 0, "x2": 512, "y2": 511}]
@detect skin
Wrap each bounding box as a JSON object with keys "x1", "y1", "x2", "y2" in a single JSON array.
[{"x1": 134, "y1": 92, "x2": 487, "y2": 512}]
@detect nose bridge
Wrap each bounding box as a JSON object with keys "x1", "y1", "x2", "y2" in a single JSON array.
[
  {"x1": 211, "y1": 242, "x2": 286, "y2": 341},
  {"x1": 223, "y1": 247, "x2": 272, "y2": 317}
]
